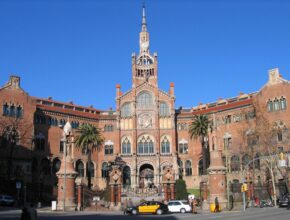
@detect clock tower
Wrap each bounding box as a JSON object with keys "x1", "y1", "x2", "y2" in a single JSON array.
[
  {"x1": 132, "y1": 6, "x2": 158, "y2": 88},
  {"x1": 115, "y1": 5, "x2": 177, "y2": 190}
]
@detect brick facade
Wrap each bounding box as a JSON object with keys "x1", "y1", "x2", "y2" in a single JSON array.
[{"x1": 0, "y1": 8, "x2": 289, "y2": 202}]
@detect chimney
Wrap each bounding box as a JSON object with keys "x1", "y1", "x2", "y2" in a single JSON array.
[
  {"x1": 116, "y1": 84, "x2": 121, "y2": 97},
  {"x1": 169, "y1": 82, "x2": 175, "y2": 96}
]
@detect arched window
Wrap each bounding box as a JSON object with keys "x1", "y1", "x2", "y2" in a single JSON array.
[
  {"x1": 47, "y1": 117, "x2": 52, "y2": 125},
  {"x1": 254, "y1": 153, "x2": 260, "y2": 170},
  {"x1": 267, "y1": 100, "x2": 273, "y2": 112},
  {"x1": 9, "y1": 105, "x2": 15, "y2": 117},
  {"x1": 178, "y1": 159, "x2": 183, "y2": 178},
  {"x1": 232, "y1": 179, "x2": 241, "y2": 193},
  {"x1": 3, "y1": 103, "x2": 9, "y2": 116},
  {"x1": 101, "y1": 162, "x2": 109, "y2": 178},
  {"x1": 76, "y1": 160, "x2": 84, "y2": 177},
  {"x1": 198, "y1": 159, "x2": 203, "y2": 176},
  {"x1": 137, "y1": 91, "x2": 153, "y2": 108},
  {"x1": 122, "y1": 137, "x2": 131, "y2": 154},
  {"x1": 16, "y1": 105, "x2": 23, "y2": 118},
  {"x1": 161, "y1": 136, "x2": 170, "y2": 154},
  {"x1": 242, "y1": 154, "x2": 252, "y2": 169},
  {"x1": 138, "y1": 135, "x2": 154, "y2": 154},
  {"x1": 185, "y1": 160, "x2": 192, "y2": 176},
  {"x1": 178, "y1": 140, "x2": 188, "y2": 154},
  {"x1": 34, "y1": 133, "x2": 45, "y2": 151},
  {"x1": 277, "y1": 130, "x2": 283, "y2": 142},
  {"x1": 52, "y1": 158, "x2": 61, "y2": 174},
  {"x1": 122, "y1": 166, "x2": 131, "y2": 188},
  {"x1": 159, "y1": 102, "x2": 170, "y2": 116},
  {"x1": 280, "y1": 97, "x2": 287, "y2": 110},
  {"x1": 104, "y1": 142, "x2": 114, "y2": 155},
  {"x1": 121, "y1": 103, "x2": 132, "y2": 117},
  {"x1": 87, "y1": 161, "x2": 95, "y2": 178},
  {"x1": 274, "y1": 98, "x2": 280, "y2": 111},
  {"x1": 231, "y1": 155, "x2": 240, "y2": 172}
]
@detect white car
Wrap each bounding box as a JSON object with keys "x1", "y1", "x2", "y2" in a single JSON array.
[{"x1": 167, "y1": 200, "x2": 191, "y2": 213}]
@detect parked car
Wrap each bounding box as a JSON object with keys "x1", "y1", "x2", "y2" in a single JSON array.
[
  {"x1": 279, "y1": 194, "x2": 289, "y2": 207},
  {"x1": 124, "y1": 201, "x2": 168, "y2": 215},
  {"x1": 0, "y1": 195, "x2": 14, "y2": 206},
  {"x1": 167, "y1": 200, "x2": 192, "y2": 213}
]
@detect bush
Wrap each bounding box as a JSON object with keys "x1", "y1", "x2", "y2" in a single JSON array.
[{"x1": 175, "y1": 179, "x2": 188, "y2": 200}]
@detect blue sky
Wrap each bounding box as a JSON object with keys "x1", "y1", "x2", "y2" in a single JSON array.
[{"x1": 1, "y1": 0, "x2": 290, "y2": 110}]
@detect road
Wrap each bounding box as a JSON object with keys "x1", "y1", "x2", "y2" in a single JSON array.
[{"x1": 0, "y1": 207, "x2": 289, "y2": 220}]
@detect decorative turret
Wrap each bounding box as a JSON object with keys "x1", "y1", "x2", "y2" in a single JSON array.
[{"x1": 132, "y1": 5, "x2": 158, "y2": 88}]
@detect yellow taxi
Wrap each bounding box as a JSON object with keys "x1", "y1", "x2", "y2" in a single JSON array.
[{"x1": 125, "y1": 201, "x2": 169, "y2": 215}]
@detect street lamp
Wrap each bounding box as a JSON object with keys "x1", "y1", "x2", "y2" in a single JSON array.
[
  {"x1": 224, "y1": 132, "x2": 231, "y2": 210},
  {"x1": 59, "y1": 121, "x2": 72, "y2": 211}
]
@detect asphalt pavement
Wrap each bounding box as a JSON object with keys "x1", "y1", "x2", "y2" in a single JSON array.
[{"x1": 0, "y1": 206, "x2": 289, "y2": 220}]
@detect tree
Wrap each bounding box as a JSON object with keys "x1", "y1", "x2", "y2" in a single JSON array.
[
  {"x1": 241, "y1": 99, "x2": 289, "y2": 206},
  {"x1": 175, "y1": 179, "x2": 188, "y2": 200},
  {"x1": 189, "y1": 114, "x2": 210, "y2": 175},
  {"x1": 0, "y1": 117, "x2": 33, "y2": 180},
  {"x1": 74, "y1": 124, "x2": 103, "y2": 189}
]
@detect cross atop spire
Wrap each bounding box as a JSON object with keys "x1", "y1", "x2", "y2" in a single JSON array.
[{"x1": 142, "y1": 4, "x2": 147, "y2": 32}]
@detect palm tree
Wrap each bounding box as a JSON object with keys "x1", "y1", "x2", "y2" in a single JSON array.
[
  {"x1": 75, "y1": 124, "x2": 103, "y2": 189},
  {"x1": 189, "y1": 114, "x2": 210, "y2": 175}
]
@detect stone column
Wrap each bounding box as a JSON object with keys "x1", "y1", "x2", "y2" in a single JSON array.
[
  {"x1": 75, "y1": 178, "x2": 83, "y2": 211},
  {"x1": 56, "y1": 155, "x2": 78, "y2": 211},
  {"x1": 170, "y1": 183, "x2": 175, "y2": 200},
  {"x1": 207, "y1": 150, "x2": 227, "y2": 210}
]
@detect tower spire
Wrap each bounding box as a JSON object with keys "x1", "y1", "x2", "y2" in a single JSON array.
[{"x1": 142, "y1": 4, "x2": 147, "y2": 32}]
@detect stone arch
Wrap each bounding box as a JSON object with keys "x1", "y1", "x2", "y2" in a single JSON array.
[
  {"x1": 160, "y1": 161, "x2": 172, "y2": 171},
  {"x1": 137, "y1": 160, "x2": 156, "y2": 171}
]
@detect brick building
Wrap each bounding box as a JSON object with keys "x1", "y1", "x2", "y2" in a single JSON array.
[{"x1": 0, "y1": 7, "x2": 289, "y2": 202}]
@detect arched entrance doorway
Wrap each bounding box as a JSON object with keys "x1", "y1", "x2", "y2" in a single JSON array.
[
  {"x1": 139, "y1": 164, "x2": 154, "y2": 188},
  {"x1": 122, "y1": 166, "x2": 131, "y2": 188}
]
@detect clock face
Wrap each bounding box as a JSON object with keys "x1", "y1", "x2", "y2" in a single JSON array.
[{"x1": 141, "y1": 41, "x2": 149, "y2": 49}]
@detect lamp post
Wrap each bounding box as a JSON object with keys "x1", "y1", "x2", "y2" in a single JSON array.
[{"x1": 224, "y1": 133, "x2": 231, "y2": 210}]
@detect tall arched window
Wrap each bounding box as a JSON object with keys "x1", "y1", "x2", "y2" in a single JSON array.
[
  {"x1": 87, "y1": 161, "x2": 95, "y2": 177},
  {"x1": 161, "y1": 136, "x2": 170, "y2": 154},
  {"x1": 104, "y1": 142, "x2": 114, "y2": 155},
  {"x1": 198, "y1": 159, "x2": 203, "y2": 176},
  {"x1": 34, "y1": 133, "x2": 45, "y2": 151},
  {"x1": 101, "y1": 162, "x2": 109, "y2": 178},
  {"x1": 138, "y1": 135, "x2": 154, "y2": 154},
  {"x1": 231, "y1": 155, "x2": 240, "y2": 172},
  {"x1": 280, "y1": 97, "x2": 287, "y2": 110},
  {"x1": 137, "y1": 91, "x2": 153, "y2": 107},
  {"x1": 254, "y1": 153, "x2": 260, "y2": 170},
  {"x1": 159, "y1": 102, "x2": 170, "y2": 116},
  {"x1": 3, "y1": 103, "x2": 9, "y2": 116},
  {"x1": 52, "y1": 158, "x2": 61, "y2": 174},
  {"x1": 76, "y1": 160, "x2": 84, "y2": 177},
  {"x1": 9, "y1": 105, "x2": 15, "y2": 117},
  {"x1": 121, "y1": 103, "x2": 132, "y2": 117},
  {"x1": 122, "y1": 137, "x2": 131, "y2": 154},
  {"x1": 185, "y1": 160, "x2": 192, "y2": 176},
  {"x1": 16, "y1": 105, "x2": 23, "y2": 118},
  {"x1": 267, "y1": 100, "x2": 273, "y2": 112},
  {"x1": 122, "y1": 166, "x2": 131, "y2": 188},
  {"x1": 274, "y1": 98, "x2": 280, "y2": 111},
  {"x1": 242, "y1": 154, "x2": 252, "y2": 169}
]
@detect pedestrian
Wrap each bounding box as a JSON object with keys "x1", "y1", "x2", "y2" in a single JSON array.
[
  {"x1": 214, "y1": 197, "x2": 219, "y2": 212},
  {"x1": 28, "y1": 204, "x2": 37, "y2": 220},
  {"x1": 20, "y1": 207, "x2": 31, "y2": 220},
  {"x1": 192, "y1": 198, "x2": 197, "y2": 214}
]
